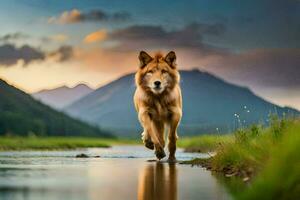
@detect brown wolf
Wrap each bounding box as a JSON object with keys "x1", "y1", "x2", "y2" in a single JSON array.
[{"x1": 134, "y1": 51, "x2": 182, "y2": 161}]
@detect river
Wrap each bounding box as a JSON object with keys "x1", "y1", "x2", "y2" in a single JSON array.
[{"x1": 0, "y1": 145, "x2": 232, "y2": 200}]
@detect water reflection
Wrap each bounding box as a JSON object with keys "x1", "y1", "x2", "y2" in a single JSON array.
[
  {"x1": 138, "y1": 162, "x2": 177, "y2": 200},
  {"x1": 0, "y1": 147, "x2": 232, "y2": 200}
]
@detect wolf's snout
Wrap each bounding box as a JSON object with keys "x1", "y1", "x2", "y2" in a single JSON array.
[{"x1": 154, "y1": 81, "x2": 161, "y2": 87}]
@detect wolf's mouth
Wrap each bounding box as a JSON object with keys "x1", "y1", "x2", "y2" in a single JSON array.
[{"x1": 152, "y1": 87, "x2": 163, "y2": 93}]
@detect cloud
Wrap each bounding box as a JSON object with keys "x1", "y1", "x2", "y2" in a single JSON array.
[
  {"x1": 0, "y1": 32, "x2": 29, "y2": 42},
  {"x1": 48, "y1": 45, "x2": 74, "y2": 62},
  {"x1": 83, "y1": 29, "x2": 107, "y2": 43},
  {"x1": 0, "y1": 44, "x2": 45, "y2": 66},
  {"x1": 105, "y1": 23, "x2": 227, "y2": 56},
  {"x1": 71, "y1": 22, "x2": 228, "y2": 73},
  {"x1": 97, "y1": 23, "x2": 299, "y2": 90},
  {"x1": 48, "y1": 9, "x2": 81, "y2": 24},
  {"x1": 48, "y1": 9, "x2": 131, "y2": 24},
  {"x1": 205, "y1": 48, "x2": 300, "y2": 89},
  {"x1": 0, "y1": 32, "x2": 69, "y2": 46},
  {"x1": 49, "y1": 34, "x2": 69, "y2": 42},
  {"x1": 0, "y1": 44, "x2": 74, "y2": 67},
  {"x1": 71, "y1": 22, "x2": 300, "y2": 92},
  {"x1": 73, "y1": 44, "x2": 300, "y2": 93}
]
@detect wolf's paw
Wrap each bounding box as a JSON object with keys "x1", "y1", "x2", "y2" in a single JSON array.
[
  {"x1": 155, "y1": 148, "x2": 166, "y2": 160},
  {"x1": 167, "y1": 156, "x2": 177, "y2": 163},
  {"x1": 144, "y1": 138, "x2": 154, "y2": 150}
]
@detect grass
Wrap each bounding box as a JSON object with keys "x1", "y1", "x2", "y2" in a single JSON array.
[
  {"x1": 182, "y1": 117, "x2": 300, "y2": 200},
  {"x1": 236, "y1": 119, "x2": 300, "y2": 200},
  {"x1": 0, "y1": 136, "x2": 139, "y2": 151},
  {"x1": 178, "y1": 134, "x2": 233, "y2": 153}
]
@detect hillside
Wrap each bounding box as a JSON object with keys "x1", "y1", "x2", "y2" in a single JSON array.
[
  {"x1": 32, "y1": 84, "x2": 94, "y2": 109},
  {"x1": 0, "y1": 79, "x2": 112, "y2": 137},
  {"x1": 65, "y1": 70, "x2": 299, "y2": 137}
]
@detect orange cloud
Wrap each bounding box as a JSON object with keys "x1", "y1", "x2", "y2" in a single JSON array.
[
  {"x1": 48, "y1": 9, "x2": 82, "y2": 24},
  {"x1": 83, "y1": 29, "x2": 107, "y2": 43}
]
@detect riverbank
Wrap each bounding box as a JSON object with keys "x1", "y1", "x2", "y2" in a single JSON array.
[
  {"x1": 0, "y1": 134, "x2": 231, "y2": 152},
  {"x1": 0, "y1": 137, "x2": 139, "y2": 150},
  {"x1": 178, "y1": 134, "x2": 233, "y2": 153},
  {"x1": 181, "y1": 118, "x2": 300, "y2": 199}
]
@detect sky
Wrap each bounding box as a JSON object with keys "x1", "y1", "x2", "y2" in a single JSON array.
[{"x1": 0, "y1": 0, "x2": 299, "y2": 109}]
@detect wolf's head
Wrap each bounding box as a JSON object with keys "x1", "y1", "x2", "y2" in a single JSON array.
[{"x1": 135, "y1": 51, "x2": 180, "y2": 95}]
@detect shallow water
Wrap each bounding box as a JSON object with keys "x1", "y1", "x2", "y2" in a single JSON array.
[{"x1": 0, "y1": 146, "x2": 232, "y2": 200}]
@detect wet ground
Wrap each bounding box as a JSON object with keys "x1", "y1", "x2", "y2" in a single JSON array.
[{"x1": 0, "y1": 146, "x2": 232, "y2": 200}]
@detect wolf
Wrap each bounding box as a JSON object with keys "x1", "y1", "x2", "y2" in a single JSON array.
[{"x1": 134, "y1": 51, "x2": 182, "y2": 161}]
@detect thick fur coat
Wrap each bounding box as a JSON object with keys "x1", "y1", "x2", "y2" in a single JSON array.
[{"x1": 134, "y1": 51, "x2": 182, "y2": 161}]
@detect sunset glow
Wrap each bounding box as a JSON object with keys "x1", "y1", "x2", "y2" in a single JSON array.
[{"x1": 0, "y1": 0, "x2": 299, "y2": 109}]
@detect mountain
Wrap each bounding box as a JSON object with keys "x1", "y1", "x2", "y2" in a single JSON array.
[
  {"x1": 32, "y1": 84, "x2": 94, "y2": 109},
  {"x1": 0, "y1": 79, "x2": 112, "y2": 137},
  {"x1": 65, "y1": 70, "x2": 299, "y2": 137}
]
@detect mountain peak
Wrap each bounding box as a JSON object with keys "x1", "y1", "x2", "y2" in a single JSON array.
[
  {"x1": 32, "y1": 83, "x2": 94, "y2": 109},
  {"x1": 73, "y1": 83, "x2": 92, "y2": 89}
]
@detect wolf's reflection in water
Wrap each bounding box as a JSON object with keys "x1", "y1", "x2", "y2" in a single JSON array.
[{"x1": 138, "y1": 162, "x2": 177, "y2": 200}]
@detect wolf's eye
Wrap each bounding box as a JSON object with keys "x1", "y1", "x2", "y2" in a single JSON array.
[
  {"x1": 161, "y1": 70, "x2": 167, "y2": 73},
  {"x1": 148, "y1": 70, "x2": 153, "y2": 74}
]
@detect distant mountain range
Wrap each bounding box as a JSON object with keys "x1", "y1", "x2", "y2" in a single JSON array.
[
  {"x1": 65, "y1": 70, "x2": 299, "y2": 137},
  {"x1": 32, "y1": 84, "x2": 94, "y2": 109},
  {"x1": 0, "y1": 79, "x2": 112, "y2": 137}
]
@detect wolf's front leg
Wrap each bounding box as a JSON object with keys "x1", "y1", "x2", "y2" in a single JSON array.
[
  {"x1": 152, "y1": 120, "x2": 166, "y2": 160},
  {"x1": 168, "y1": 108, "x2": 182, "y2": 162},
  {"x1": 141, "y1": 130, "x2": 154, "y2": 150},
  {"x1": 152, "y1": 120, "x2": 165, "y2": 148},
  {"x1": 139, "y1": 110, "x2": 165, "y2": 160}
]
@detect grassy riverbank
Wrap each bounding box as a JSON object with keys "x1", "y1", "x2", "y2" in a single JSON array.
[
  {"x1": 178, "y1": 134, "x2": 233, "y2": 153},
  {"x1": 0, "y1": 132, "x2": 237, "y2": 151},
  {"x1": 0, "y1": 137, "x2": 138, "y2": 150},
  {"x1": 182, "y1": 117, "x2": 300, "y2": 199}
]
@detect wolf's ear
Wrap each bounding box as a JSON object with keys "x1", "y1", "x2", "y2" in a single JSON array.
[
  {"x1": 165, "y1": 51, "x2": 176, "y2": 68},
  {"x1": 139, "y1": 51, "x2": 153, "y2": 68}
]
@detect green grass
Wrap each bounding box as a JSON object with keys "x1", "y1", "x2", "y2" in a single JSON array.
[
  {"x1": 236, "y1": 119, "x2": 300, "y2": 200},
  {"x1": 0, "y1": 136, "x2": 139, "y2": 150},
  {"x1": 178, "y1": 134, "x2": 234, "y2": 153},
  {"x1": 183, "y1": 117, "x2": 300, "y2": 199}
]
